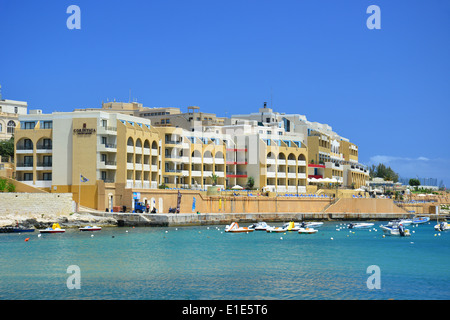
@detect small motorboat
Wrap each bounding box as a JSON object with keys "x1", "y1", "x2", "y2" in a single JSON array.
[
  {"x1": 434, "y1": 222, "x2": 450, "y2": 231},
  {"x1": 79, "y1": 226, "x2": 102, "y2": 231},
  {"x1": 412, "y1": 216, "x2": 430, "y2": 224},
  {"x1": 266, "y1": 226, "x2": 288, "y2": 233},
  {"x1": 298, "y1": 227, "x2": 318, "y2": 234},
  {"x1": 380, "y1": 222, "x2": 410, "y2": 236},
  {"x1": 303, "y1": 222, "x2": 323, "y2": 228},
  {"x1": 248, "y1": 222, "x2": 269, "y2": 231},
  {"x1": 225, "y1": 222, "x2": 254, "y2": 233},
  {"x1": 0, "y1": 227, "x2": 35, "y2": 233},
  {"x1": 40, "y1": 223, "x2": 65, "y2": 234},
  {"x1": 348, "y1": 222, "x2": 374, "y2": 229},
  {"x1": 399, "y1": 219, "x2": 412, "y2": 226}
]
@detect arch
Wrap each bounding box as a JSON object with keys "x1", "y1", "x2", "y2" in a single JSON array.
[
  {"x1": 151, "y1": 140, "x2": 158, "y2": 149},
  {"x1": 277, "y1": 152, "x2": 286, "y2": 160},
  {"x1": 267, "y1": 152, "x2": 275, "y2": 159},
  {"x1": 135, "y1": 138, "x2": 142, "y2": 148},
  {"x1": 203, "y1": 150, "x2": 213, "y2": 158},
  {"x1": 192, "y1": 149, "x2": 202, "y2": 158},
  {"x1": 298, "y1": 153, "x2": 306, "y2": 161},
  {"x1": 215, "y1": 151, "x2": 224, "y2": 159},
  {"x1": 127, "y1": 137, "x2": 134, "y2": 146},
  {"x1": 16, "y1": 137, "x2": 33, "y2": 150},
  {"x1": 36, "y1": 137, "x2": 52, "y2": 149},
  {"x1": 287, "y1": 153, "x2": 296, "y2": 160},
  {"x1": 144, "y1": 139, "x2": 150, "y2": 149}
]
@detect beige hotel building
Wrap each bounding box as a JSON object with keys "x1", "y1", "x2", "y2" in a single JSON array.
[{"x1": 14, "y1": 102, "x2": 368, "y2": 211}]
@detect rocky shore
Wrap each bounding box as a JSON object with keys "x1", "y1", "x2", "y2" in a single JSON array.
[{"x1": 0, "y1": 212, "x2": 118, "y2": 229}]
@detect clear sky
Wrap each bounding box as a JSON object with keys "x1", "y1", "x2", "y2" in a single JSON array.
[{"x1": 1, "y1": 0, "x2": 449, "y2": 186}]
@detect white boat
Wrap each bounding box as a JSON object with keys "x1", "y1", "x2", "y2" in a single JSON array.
[
  {"x1": 399, "y1": 219, "x2": 412, "y2": 226},
  {"x1": 248, "y1": 222, "x2": 269, "y2": 231},
  {"x1": 380, "y1": 222, "x2": 410, "y2": 236},
  {"x1": 225, "y1": 222, "x2": 254, "y2": 233},
  {"x1": 412, "y1": 216, "x2": 430, "y2": 224},
  {"x1": 40, "y1": 223, "x2": 65, "y2": 234},
  {"x1": 298, "y1": 227, "x2": 318, "y2": 234},
  {"x1": 79, "y1": 226, "x2": 102, "y2": 231},
  {"x1": 266, "y1": 226, "x2": 288, "y2": 233},
  {"x1": 348, "y1": 222, "x2": 375, "y2": 229},
  {"x1": 434, "y1": 222, "x2": 450, "y2": 231},
  {"x1": 303, "y1": 222, "x2": 323, "y2": 228}
]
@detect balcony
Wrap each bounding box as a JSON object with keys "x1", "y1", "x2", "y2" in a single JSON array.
[
  {"x1": 298, "y1": 160, "x2": 307, "y2": 166},
  {"x1": 36, "y1": 162, "x2": 52, "y2": 170},
  {"x1": 226, "y1": 171, "x2": 247, "y2": 178},
  {"x1": 287, "y1": 160, "x2": 296, "y2": 166},
  {"x1": 16, "y1": 146, "x2": 33, "y2": 154},
  {"x1": 191, "y1": 157, "x2": 202, "y2": 164},
  {"x1": 16, "y1": 163, "x2": 34, "y2": 171}
]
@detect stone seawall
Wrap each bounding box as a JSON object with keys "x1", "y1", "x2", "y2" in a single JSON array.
[{"x1": 0, "y1": 193, "x2": 74, "y2": 216}]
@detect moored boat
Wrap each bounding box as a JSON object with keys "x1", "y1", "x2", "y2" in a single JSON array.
[
  {"x1": 266, "y1": 226, "x2": 288, "y2": 233},
  {"x1": 434, "y1": 222, "x2": 450, "y2": 231},
  {"x1": 225, "y1": 222, "x2": 254, "y2": 233},
  {"x1": 40, "y1": 223, "x2": 65, "y2": 234},
  {"x1": 303, "y1": 222, "x2": 323, "y2": 228},
  {"x1": 0, "y1": 227, "x2": 35, "y2": 233},
  {"x1": 298, "y1": 227, "x2": 318, "y2": 234},
  {"x1": 248, "y1": 222, "x2": 269, "y2": 231},
  {"x1": 412, "y1": 216, "x2": 430, "y2": 224},
  {"x1": 380, "y1": 221, "x2": 410, "y2": 236},
  {"x1": 79, "y1": 226, "x2": 102, "y2": 231},
  {"x1": 348, "y1": 222, "x2": 374, "y2": 229}
]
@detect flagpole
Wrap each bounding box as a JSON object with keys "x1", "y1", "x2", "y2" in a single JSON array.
[{"x1": 78, "y1": 171, "x2": 81, "y2": 213}]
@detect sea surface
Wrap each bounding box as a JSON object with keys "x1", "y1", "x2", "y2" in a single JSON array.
[{"x1": 0, "y1": 221, "x2": 449, "y2": 300}]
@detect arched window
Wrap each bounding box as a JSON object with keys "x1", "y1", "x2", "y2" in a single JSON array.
[{"x1": 7, "y1": 121, "x2": 16, "y2": 134}]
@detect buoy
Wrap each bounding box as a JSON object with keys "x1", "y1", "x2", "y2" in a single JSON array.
[
  {"x1": 382, "y1": 235, "x2": 385, "y2": 238},
  {"x1": 438, "y1": 233, "x2": 441, "y2": 236},
  {"x1": 24, "y1": 238, "x2": 29, "y2": 242},
  {"x1": 112, "y1": 236, "x2": 115, "y2": 238},
  {"x1": 126, "y1": 230, "x2": 128, "y2": 233},
  {"x1": 165, "y1": 230, "x2": 168, "y2": 233},
  {"x1": 38, "y1": 234, "x2": 41, "y2": 238},
  {"x1": 330, "y1": 237, "x2": 334, "y2": 240},
  {"x1": 91, "y1": 234, "x2": 94, "y2": 237},
  {"x1": 280, "y1": 237, "x2": 283, "y2": 240}
]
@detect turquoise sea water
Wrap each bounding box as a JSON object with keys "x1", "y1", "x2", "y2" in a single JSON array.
[{"x1": 0, "y1": 221, "x2": 449, "y2": 300}]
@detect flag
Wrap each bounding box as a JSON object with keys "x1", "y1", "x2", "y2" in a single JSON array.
[{"x1": 80, "y1": 174, "x2": 89, "y2": 183}]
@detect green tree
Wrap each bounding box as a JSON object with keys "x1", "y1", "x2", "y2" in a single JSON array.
[
  {"x1": 0, "y1": 137, "x2": 14, "y2": 160},
  {"x1": 409, "y1": 178, "x2": 420, "y2": 187},
  {"x1": 246, "y1": 176, "x2": 255, "y2": 190},
  {"x1": 210, "y1": 173, "x2": 218, "y2": 186}
]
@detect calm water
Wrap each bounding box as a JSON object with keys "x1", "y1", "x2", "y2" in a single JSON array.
[{"x1": 0, "y1": 221, "x2": 449, "y2": 300}]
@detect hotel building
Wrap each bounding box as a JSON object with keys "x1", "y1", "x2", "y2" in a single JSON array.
[{"x1": 14, "y1": 101, "x2": 369, "y2": 211}]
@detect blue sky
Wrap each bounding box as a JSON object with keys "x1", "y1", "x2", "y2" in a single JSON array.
[{"x1": 1, "y1": 0, "x2": 449, "y2": 186}]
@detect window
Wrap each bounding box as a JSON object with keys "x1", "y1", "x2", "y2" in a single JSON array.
[
  {"x1": 24, "y1": 139, "x2": 33, "y2": 150},
  {"x1": 0, "y1": 123, "x2": 2, "y2": 132},
  {"x1": 43, "y1": 173, "x2": 52, "y2": 181},
  {"x1": 42, "y1": 121, "x2": 52, "y2": 129},
  {"x1": 43, "y1": 139, "x2": 52, "y2": 149},
  {"x1": 101, "y1": 154, "x2": 107, "y2": 162},
  {"x1": 7, "y1": 121, "x2": 16, "y2": 134},
  {"x1": 43, "y1": 156, "x2": 52, "y2": 166},
  {"x1": 23, "y1": 173, "x2": 33, "y2": 181},
  {"x1": 24, "y1": 156, "x2": 33, "y2": 166},
  {"x1": 102, "y1": 120, "x2": 107, "y2": 127}
]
